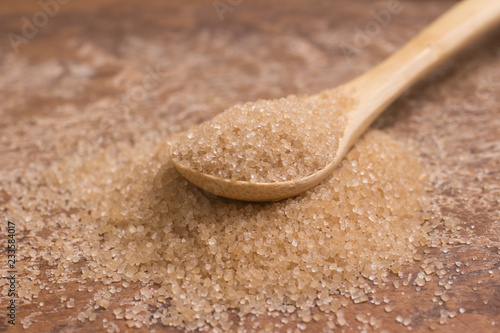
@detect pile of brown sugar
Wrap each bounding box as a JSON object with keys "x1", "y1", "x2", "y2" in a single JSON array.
[
  {"x1": 171, "y1": 92, "x2": 350, "y2": 182},
  {"x1": 27, "y1": 128, "x2": 428, "y2": 331}
]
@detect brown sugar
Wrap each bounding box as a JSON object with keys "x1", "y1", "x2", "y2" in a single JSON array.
[
  {"x1": 171, "y1": 92, "x2": 351, "y2": 182},
  {"x1": 20, "y1": 128, "x2": 427, "y2": 330}
]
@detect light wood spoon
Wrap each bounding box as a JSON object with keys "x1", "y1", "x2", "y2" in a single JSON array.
[{"x1": 172, "y1": 0, "x2": 500, "y2": 202}]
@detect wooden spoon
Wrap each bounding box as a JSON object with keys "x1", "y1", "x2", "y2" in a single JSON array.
[{"x1": 172, "y1": 0, "x2": 500, "y2": 202}]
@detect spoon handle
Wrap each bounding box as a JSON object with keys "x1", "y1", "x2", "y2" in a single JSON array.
[{"x1": 342, "y1": 0, "x2": 500, "y2": 144}]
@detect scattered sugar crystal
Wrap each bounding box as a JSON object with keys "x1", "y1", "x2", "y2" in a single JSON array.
[
  {"x1": 336, "y1": 310, "x2": 347, "y2": 326},
  {"x1": 77, "y1": 312, "x2": 87, "y2": 322}
]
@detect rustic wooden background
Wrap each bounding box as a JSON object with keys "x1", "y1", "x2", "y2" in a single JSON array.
[{"x1": 0, "y1": 0, "x2": 499, "y2": 332}]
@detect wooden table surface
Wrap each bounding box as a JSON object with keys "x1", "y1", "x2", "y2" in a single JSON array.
[{"x1": 1, "y1": 0, "x2": 499, "y2": 332}]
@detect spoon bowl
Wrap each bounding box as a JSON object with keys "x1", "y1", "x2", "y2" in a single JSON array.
[{"x1": 173, "y1": 136, "x2": 343, "y2": 201}]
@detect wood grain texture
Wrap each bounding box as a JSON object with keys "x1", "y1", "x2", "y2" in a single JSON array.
[{"x1": 0, "y1": 0, "x2": 499, "y2": 332}]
